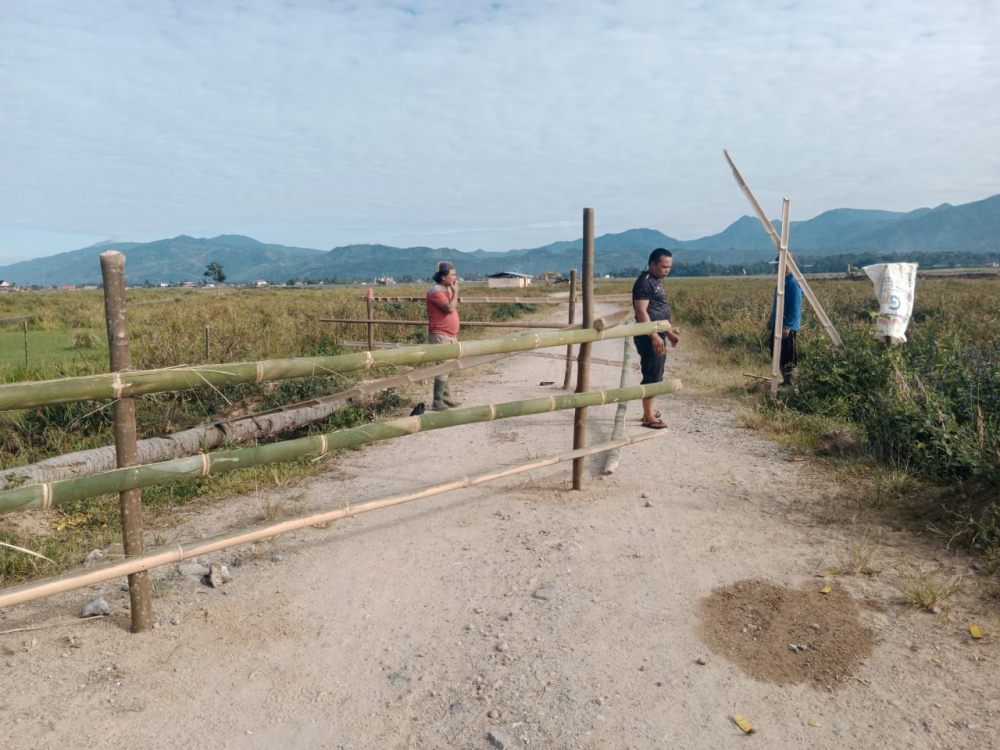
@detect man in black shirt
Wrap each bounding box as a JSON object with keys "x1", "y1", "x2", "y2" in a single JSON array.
[{"x1": 632, "y1": 248, "x2": 679, "y2": 428}]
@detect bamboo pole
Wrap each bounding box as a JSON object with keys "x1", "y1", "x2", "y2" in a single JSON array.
[
  {"x1": 562, "y1": 269, "x2": 578, "y2": 389},
  {"x1": 0, "y1": 379, "x2": 681, "y2": 516},
  {"x1": 356, "y1": 294, "x2": 632, "y2": 304},
  {"x1": 603, "y1": 338, "x2": 635, "y2": 474},
  {"x1": 722, "y1": 149, "x2": 843, "y2": 347},
  {"x1": 23, "y1": 319, "x2": 28, "y2": 367},
  {"x1": 0, "y1": 431, "x2": 668, "y2": 610},
  {"x1": 0, "y1": 320, "x2": 673, "y2": 411},
  {"x1": 770, "y1": 198, "x2": 791, "y2": 394},
  {"x1": 573, "y1": 209, "x2": 595, "y2": 490},
  {"x1": 100, "y1": 251, "x2": 153, "y2": 633},
  {"x1": 205, "y1": 326, "x2": 211, "y2": 360},
  {"x1": 319, "y1": 318, "x2": 577, "y2": 329}
]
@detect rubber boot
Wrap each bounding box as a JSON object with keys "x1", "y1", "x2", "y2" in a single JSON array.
[
  {"x1": 432, "y1": 379, "x2": 449, "y2": 411},
  {"x1": 441, "y1": 380, "x2": 461, "y2": 408}
]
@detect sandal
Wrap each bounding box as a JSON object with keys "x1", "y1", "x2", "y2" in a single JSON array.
[
  {"x1": 641, "y1": 411, "x2": 662, "y2": 421},
  {"x1": 641, "y1": 419, "x2": 668, "y2": 430}
]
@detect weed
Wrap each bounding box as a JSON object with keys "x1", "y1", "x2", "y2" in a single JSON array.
[
  {"x1": 901, "y1": 566, "x2": 962, "y2": 610},
  {"x1": 842, "y1": 537, "x2": 879, "y2": 576}
]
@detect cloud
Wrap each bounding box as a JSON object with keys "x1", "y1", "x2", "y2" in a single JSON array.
[{"x1": 1, "y1": 0, "x2": 998, "y2": 261}]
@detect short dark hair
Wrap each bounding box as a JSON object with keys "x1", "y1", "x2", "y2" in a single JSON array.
[{"x1": 648, "y1": 248, "x2": 672, "y2": 265}]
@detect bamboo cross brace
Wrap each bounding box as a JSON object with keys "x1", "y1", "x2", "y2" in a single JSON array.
[
  {"x1": 0, "y1": 320, "x2": 674, "y2": 411},
  {"x1": 0, "y1": 431, "x2": 669, "y2": 609},
  {"x1": 723, "y1": 150, "x2": 843, "y2": 347}
]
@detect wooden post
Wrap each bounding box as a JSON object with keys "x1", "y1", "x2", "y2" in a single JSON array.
[
  {"x1": 23, "y1": 320, "x2": 28, "y2": 367},
  {"x1": 770, "y1": 197, "x2": 791, "y2": 394},
  {"x1": 365, "y1": 288, "x2": 374, "y2": 352},
  {"x1": 100, "y1": 251, "x2": 154, "y2": 633},
  {"x1": 205, "y1": 325, "x2": 211, "y2": 360},
  {"x1": 561, "y1": 269, "x2": 578, "y2": 389},
  {"x1": 573, "y1": 210, "x2": 595, "y2": 490}
]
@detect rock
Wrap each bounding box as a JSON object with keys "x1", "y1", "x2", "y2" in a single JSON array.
[
  {"x1": 170, "y1": 614, "x2": 182, "y2": 626},
  {"x1": 533, "y1": 584, "x2": 556, "y2": 601},
  {"x1": 811, "y1": 623, "x2": 821, "y2": 631},
  {"x1": 232, "y1": 556, "x2": 244, "y2": 568},
  {"x1": 179, "y1": 562, "x2": 210, "y2": 578},
  {"x1": 205, "y1": 563, "x2": 233, "y2": 588},
  {"x1": 487, "y1": 708, "x2": 500, "y2": 719},
  {"x1": 81, "y1": 597, "x2": 110, "y2": 618},
  {"x1": 696, "y1": 656, "x2": 707, "y2": 665},
  {"x1": 496, "y1": 641, "x2": 509, "y2": 653},
  {"x1": 83, "y1": 549, "x2": 104, "y2": 566},
  {"x1": 641, "y1": 493, "x2": 648, "y2": 499},
  {"x1": 644, "y1": 501, "x2": 653, "y2": 507},
  {"x1": 487, "y1": 730, "x2": 513, "y2": 749},
  {"x1": 271, "y1": 553, "x2": 284, "y2": 563},
  {"x1": 120, "y1": 583, "x2": 130, "y2": 592}
]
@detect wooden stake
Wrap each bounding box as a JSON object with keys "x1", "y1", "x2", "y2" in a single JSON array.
[
  {"x1": 205, "y1": 325, "x2": 211, "y2": 360},
  {"x1": 573, "y1": 210, "x2": 595, "y2": 490},
  {"x1": 722, "y1": 150, "x2": 842, "y2": 347},
  {"x1": 770, "y1": 198, "x2": 791, "y2": 394},
  {"x1": 23, "y1": 319, "x2": 28, "y2": 367},
  {"x1": 99, "y1": 251, "x2": 153, "y2": 634},
  {"x1": 562, "y1": 269, "x2": 578, "y2": 389},
  {"x1": 365, "y1": 288, "x2": 374, "y2": 351}
]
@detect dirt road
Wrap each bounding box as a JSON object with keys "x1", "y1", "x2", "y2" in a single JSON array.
[{"x1": 1, "y1": 308, "x2": 997, "y2": 749}]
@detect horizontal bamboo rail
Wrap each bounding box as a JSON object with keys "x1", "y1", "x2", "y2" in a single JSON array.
[
  {"x1": 356, "y1": 294, "x2": 633, "y2": 304},
  {"x1": 319, "y1": 318, "x2": 567, "y2": 329},
  {"x1": 0, "y1": 431, "x2": 667, "y2": 609},
  {"x1": 0, "y1": 321, "x2": 672, "y2": 412},
  {"x1": 0, "y1": 379, "x2": 680, "y2": 515}
]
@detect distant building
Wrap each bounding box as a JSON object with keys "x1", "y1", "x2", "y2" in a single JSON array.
[
  {"x1": 0, "y1": 280, "x2": 14, "y2": 292},
  {"x1": 487, "y1": 272, "x2": 533, "y2": 289},
  {"x1": 57, "y1": 284, "x2": 76, "y2": 291},
  {"x1": 254, "y1": 279, "x2": 268, "y2": 287},
  {"x1": 374, "y1": 276, "x2": 396, "y2": 286}
]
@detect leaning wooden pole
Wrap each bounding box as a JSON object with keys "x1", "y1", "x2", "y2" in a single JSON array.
[
  {"x1": 722, "y1": 149, "x2": 842, "y2": 347},
  {"x1": 0, "y1": 379, "x2": 682, "y2": 516},
  {"x1": 0, "y1": 320, "x2": 672, "y2": 411},
  {"x1": 562, "y1": 269, "x2": 578, "y2": 389},
  {"x1": 770, "y1": 197, "x2": 791, "y2": 394},
  {"x1": 0, "y1": 432, "x2": 668, "y2": 610},
  {"x1": 603, "y1": 337, "x2": 635, "y2": 474},
  {"x1": 573, "y1": 209, "x2": 596, "y2": 490},
  {"x1": 100, "y1": 251, "x2": 153, "y2": 633},
  {"x1": 365, "y1": 288, "x2": 375, "y2": 351}
]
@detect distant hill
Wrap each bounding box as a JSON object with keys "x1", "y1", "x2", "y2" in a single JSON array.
[{"x1": 1, "y1": 193, "x2": 997, "y2": 284}]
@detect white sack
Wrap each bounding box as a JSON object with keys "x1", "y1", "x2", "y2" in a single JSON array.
[{"x1": 862, "y1": 262, "x2": 918, "y2": 343}]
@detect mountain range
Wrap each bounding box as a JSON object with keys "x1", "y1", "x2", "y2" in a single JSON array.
[{"x1": 2, "y1": 193, "x2": 998, "y2": 285}]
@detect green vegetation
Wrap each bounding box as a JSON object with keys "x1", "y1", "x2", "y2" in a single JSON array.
[
  {"x1": 667, "y1": 274, "x2": 1000, "y2": 565},
  {"x1": 0, "y1": 286, "x2": 550, "y2": 585}
]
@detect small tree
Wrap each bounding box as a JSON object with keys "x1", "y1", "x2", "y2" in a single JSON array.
[{"x1": 204, "y1": 262, "x2": 226, "y2": 287}]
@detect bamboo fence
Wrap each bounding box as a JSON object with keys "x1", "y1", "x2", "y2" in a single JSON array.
[
  {"x1": 356, "y1": 294, "x2": 632, "y2": 304},
  {"x1": 0, "y1": 379, "x2": 680, "y2": 516},
  {"x1": 0, "y1": 431, "x2": 668, "y2": 609},
  {"x1": 0, "y1": 320, "x2": 672, "y2": 411},
  {"x1": 603, "y1": 338, "x2": 636, "y2": 475}
]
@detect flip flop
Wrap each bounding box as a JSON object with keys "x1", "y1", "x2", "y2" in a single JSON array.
[
  {"x1": 641, "y1": 411, "x2": 662, "y2": 421},
  {"x1": 641, "y1": 419, "x2": 668, "y2": 430}
]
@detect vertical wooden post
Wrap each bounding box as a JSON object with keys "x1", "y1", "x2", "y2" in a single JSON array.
[
  {"x1": 770, "y1": 197, "x2": 791, "y2": 394},
  {"x1": 100, "y1": 251, "x2": 154, "y2": 633},
  {"x1": 572, "y1": 209, "x2": 595, "y2": 490},
  {"x1": 23, "y1": 320, "x2": 28, "y2": 367},
  {"x1": 365, "y1": 288, "x2": 374, "y2": 351},
  {"x1": 205, "y1": 325, "x2": 211, "y2": 360},
  {"x1": 561, "y1": 269, "x2": 578, "y2": 389}
]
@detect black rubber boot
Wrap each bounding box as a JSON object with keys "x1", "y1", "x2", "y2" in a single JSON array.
[
  {"x1": 441, "y1": 381, "x2": 461, "y2": 408},
  {"x1": 432, "y1": 380, "x2": 449, "y2": 411}
]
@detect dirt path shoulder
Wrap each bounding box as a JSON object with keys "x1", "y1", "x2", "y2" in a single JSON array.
[{"x1": 1, "y1": 306, "x2": 998, "y2": 750}]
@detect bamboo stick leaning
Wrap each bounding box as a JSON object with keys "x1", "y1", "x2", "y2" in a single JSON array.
[
  {"x1": 0, "y1": 379, "x2": 681, "y2": 516},
  {"x1": 0, "y1": 431, "x2": 669, "y2": 610}
]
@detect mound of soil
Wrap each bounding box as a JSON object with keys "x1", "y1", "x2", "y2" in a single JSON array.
[{"x1": 699, "y1": 578, "x2": 875, "y2": 690}]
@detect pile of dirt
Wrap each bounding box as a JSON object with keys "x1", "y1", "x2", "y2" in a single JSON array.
[{"x1": 698, "y1": 578, "x2": 876, "y2": 690}]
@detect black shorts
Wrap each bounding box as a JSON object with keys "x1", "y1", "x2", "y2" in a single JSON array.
[{"x1": 633, "y1": 334, "x2": 667, "y2": 385}]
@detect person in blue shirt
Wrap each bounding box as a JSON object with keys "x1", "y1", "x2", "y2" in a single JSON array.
[{"x1": 769, "y1": 254, "x2": 803, "y2": 387}]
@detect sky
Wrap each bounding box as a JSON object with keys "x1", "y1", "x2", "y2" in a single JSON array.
[{"x1": 1, "y1": 0, "x2": 998, "y2": 265}]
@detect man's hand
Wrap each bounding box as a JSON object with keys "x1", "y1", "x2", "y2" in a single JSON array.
[
  {"x1": 782, "y1": 326, "x2": 790, "y2": 339},
  {"x1": 666, "y1": 330, "x2": 680, "y2": 348},
  {"x1": 651, "y1": 334, "x2": 666, "y2": 355}
]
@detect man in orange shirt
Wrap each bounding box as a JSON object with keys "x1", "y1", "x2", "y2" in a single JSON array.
[{"x1": 426, "y1": 261, "x2": 461, "y2": 410}]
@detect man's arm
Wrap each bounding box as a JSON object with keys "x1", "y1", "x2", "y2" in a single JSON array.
[
  {"x1": 431, "y1": 286, "x2": 459, "y2": 313},
  {"x1": 634, "y1": 298, "x2": 671, "y2": 353}
]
